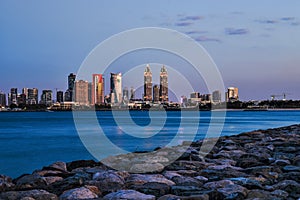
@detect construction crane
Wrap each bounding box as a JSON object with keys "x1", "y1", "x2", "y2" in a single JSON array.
[{"x1": 270, "y1": 93, "x2": 292, "y2": 101}]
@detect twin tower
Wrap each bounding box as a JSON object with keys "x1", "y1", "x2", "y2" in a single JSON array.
[{"x1": 144, "y1": 64, "x2": 168, "y2": 102}]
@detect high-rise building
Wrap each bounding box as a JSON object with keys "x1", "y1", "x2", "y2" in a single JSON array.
[
  {"x1": 27, "y1": 88, "x2": 38, "y2": 104},
  {"x1": 74, "y1": 80, "x2": 89, "y2": 105},
  {"x1": 144, "y1": 65, "x2": 152, "y2": 101},
  {"x1": 17, "y1": 94, "x2": 26, "y2": 105},
  {"x1": 92, "y1": 74, "x2": 104, "y2": 105},
  {"x1": 123, "y1": 87, "x2": 129, "y2": 103},
  {"x1": 110, "y1": 73, "x2": 122, "y2": 105},
  {"x1": 226, "y1": 87, "x2": 239, "y2": 102},
  {"x1": 65, "y1": 73, "x2": 76, "y2": 102},
  {"x1": 22, "y1": 88, "x2": 28, "y2": 99},
  {"x1": 40, "y1": 90, "x2": 53, "y2": 106},
  {"x1": 0, "y1": 92, "x2": 6, "y2": 107},
  {"x1": 153, "y1": 85, "x2": 160, "y2": 102},
  {"x1": 88, "y1": 83, "x2": 92, "y2": 104},
  {"x1": 212, "y1": 90, "x2": 222, "y2": 103},
  {"x1": 56, "y1": 91, "x2": 64, "y2": 103},
  {"x1": 8, "y1": 88, "x2": 18, "y2": 106},
  {"x1": 130, "y1": 87, "x2": 135, "y2": 100},
  {"x1": 159, "y1": 66, "x2": 168, "y2": 102}
]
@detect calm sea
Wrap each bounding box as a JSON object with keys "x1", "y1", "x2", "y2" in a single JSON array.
[{"x1": 0, "y1": 110, "x2": 299, "y2": 178}]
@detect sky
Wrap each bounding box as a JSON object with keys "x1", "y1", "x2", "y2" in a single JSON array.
[{"x1": 0, "y1": 0, "x2": 300, "y2": 101}]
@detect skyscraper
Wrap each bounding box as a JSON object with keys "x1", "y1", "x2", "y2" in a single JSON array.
[
  {"x1": 27, "y1": 88, "x2": 38, "y2": 104},
  {"x1": 65, "y1": 73, "x2": 76, "y2": 102},
  {"x1": 40, "y1": 90, "x2": 53, "y2": 106},
  {"x1": 212, "y1": 90, "x2": 222, "y2": 103},
  {"x1": 159, "y1": 66, "x2": 168, "y2": 102},
  {"x1": 226, "y1": 87, "x2": 239, "y2": 102},
  {"x1": 130, "y1": 87, "x2": 135, "y2": 100},
  {"x1": 0, "y1": 91, "x2": 6, "y2": 107},
  {"x1": 56, "y1": 91, "x2": 64, "y2": 103},
  {"x1": 123, "y1": 87, "x2": 129, "y2": 103},
  {"x1": 144, "y1": 65, "x2": 152, "y2": 101},
  {"x1": 110, "y1": 73, "x2": 122, "y2": 105},
  {"x1": 153, "y1": 85, "x2": 160, "y2": 102},
  {"x1": 74, "y1": 80, "x2": 89, "y2": 105},
  {"x1": 92, "y1": 74, "x2": 104, "y2": 105},
  {"x1": 8, "y1": 88, "x2": 18, "y2": 106}
]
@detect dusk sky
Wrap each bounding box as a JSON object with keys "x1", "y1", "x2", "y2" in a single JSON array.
[{"x1": 1, "y1": 0, "x2": 300, "y2": 101}]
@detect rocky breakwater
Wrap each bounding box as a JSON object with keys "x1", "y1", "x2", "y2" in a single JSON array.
[{"x1": 1, "y1": 124, "x2": 300, "y2": 200}]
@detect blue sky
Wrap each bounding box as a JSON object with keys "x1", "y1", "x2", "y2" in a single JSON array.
[{"x1": 0, "y1": 0, "x2": 300, "y2": 100}]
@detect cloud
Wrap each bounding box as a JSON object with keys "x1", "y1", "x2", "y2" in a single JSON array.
[
  {"x1": 179, "y1": 15, "x2": 204, "y2": 21},
  {"x1": 230, "y1": 11, "x2": 244, "y2": 15},
  {"x1": 281, "y1": 17, "x2": 295, "y2": 21},
  {"x1": 225, "y1": 28, "x2": 249, "y2": 35},
  {"x1": 175, "y1": 22, "x2": 193, "y2": 27},
  {"x1": 255, "y1": 19, "x2": 278, "y2": 24},
  {"x1": 193, "y1": 36, "x2": 221, "y2": 43},
  {"x1": 291, "y1": 22, "x2": 300, "y2": 26},
  {"x1": 185, "y1": 30, "x2": 208, "y2": 35}
]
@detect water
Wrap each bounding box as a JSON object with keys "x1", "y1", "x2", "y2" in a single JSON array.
[{"x1": 0, "y1": 110, "x2": 300, "y2": 178}]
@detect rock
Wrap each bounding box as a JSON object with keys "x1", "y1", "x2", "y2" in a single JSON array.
[
  {"x1": 293, "y1": 155, "x2": 300, "y2": 166},
  {"x1": 44, "y1": 176, "x2": 64, "y2": 185},
  {"x1": 203, "y1": 180, "x2": 234, "y2": 189},
  {"x1": 170, "y1": 186, "x2": 203, "y2": 196},
  {"x1": 157, "y1": 194, "x2": 180, "y2": 200},
  {"x1": 163, "y1": 171, "x2": 182, "y2": 180},
  {"x1": 194, "y1": 176, "x2": 208, "y2": 182},
  {"x1": 130, "y1": 182, "x2": 170, "y2": 197},
  {"x1": 0, "y1": 174, "x2": 15, "y2": 192},
  {"x1": 172, "y1": 176, "x2": 203, "y2": 187},
  {"x1": 86, "y1": 170, "x2": 124, "y2": 193},
  {"x1": 274, "y1": 159, "x2": 291, "y2": 166},
  {"x1": 227, "y1": 177, "x2": 263, "y2": 189},
  {"x1": 59, "y1": 186, "x2": 98, "y2": 200},
  {"x1": 0, "y1": 189, "x2": 58, "y2": 200},
  {"x1": 43, "y1": 161, "x2": 67, "y2": 172},
  {"x1": 271, "y1": 180, "x2": 300, "y2": 194},
  {"x1": 49, "y1": 172, "x2": 91, "y2": 195},
  {"x1": 282, "y1": 165, "x2": 300, "y2": 172},
  {"x1": 126, "y1": 174, "x2": 175, "y2": 187},
  {"x1": 103, "y1": 189, "x2": 155, "y2": 200},
  {"x1": 15, "y1": 174, "x2": 47, "y2": 190},
  {"x1": 271, "y1": 189, "x2": 289, "y2": 199},
  {"x1": 217, "y1": 184, "x2": 248, "y2": 199},
  {"x1": 66, "y1": 160, "x2": 98, "y2": 171},
  {"x1": 246, "y1": 189, "x2": 274, "y2": 200},
  {"x1": 130, "y1": 163, "x2": 165, "y2": 173}
]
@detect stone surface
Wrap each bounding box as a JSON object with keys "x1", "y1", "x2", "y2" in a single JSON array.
[
  {"x1": 0, "y1": 189, "x2": 58, "y2": 200},
  {"x1": 103, "y1": 189, "x2": 155, "y2": 200},
  {"x1": 59, "y1": 186, "x2": 98, "y2": 200}
]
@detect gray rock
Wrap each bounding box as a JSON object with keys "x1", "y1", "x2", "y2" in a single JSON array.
[
  {"x1": 44, "y1": 161, "x2": 67, "y2": 172},
  {"x1": 271, "y1": 189, "x2": 289, "y2": 199},
  {"x1": 59, "y1": 186, "x2": 98, "y2": 200},
  {"x1": 271, "y1": 180, "x2": 300, "y2": 194},
  {"x1": 170, "y1": 186, "x2": 203, "y2": 196},
  {"x1": 103, "y1": 190, "x2": 155, "y2": 200},
  {"x1": 217, "y1": 184, "x2": 248, "y2": 199},
  {"x1": 126, "y1": 174, "x2": 175, "y2": 187},
  {"x1": 130, "y1": 163, "x2": 165, "y2": 173},
  {"x1": 15, "y1": 174, "x2": 47, "y2": 190},
  {"x1": 0, "y1": 174, "x2": 15, "y2": 192},
  {"x1": 283, "y1": 165, "x2": 300, "y2": 172},
  {"x1": 203, "y1": 180, "x2": 234, "y2": 190},
  {"x1": 0, "y1": 189, "x2": 58, "y2": 200},
  {"x1": 274, "y1": 159, "x2": 291, "y2": 166},
  {"x1": 246, "y1": 189, "x2": 274, "y2": 200},
  {"x1": 130, "y1": 182, "x2": 171, "y2": 197},
  {"x1": 227, "y1": 177, "x2": 263, "y2": 189},
  {"x1": 172, "y1": 176, "x2": 203, "y2": 187},
  {"x1": 157, "y1": 194, "x2": 180, "y2": 200},
  {"x1": 87, "y1": 170, "x2": 124, "y2": 193}
]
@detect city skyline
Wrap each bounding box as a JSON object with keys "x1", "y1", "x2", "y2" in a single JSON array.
[{"x1": 1, "y1": 1, "x2": 299, "y2": 100}]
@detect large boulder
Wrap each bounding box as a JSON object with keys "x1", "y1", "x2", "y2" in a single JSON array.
[
  {"x1": 59, "y1": 186, "x2": 99, "y2": 200},
  {"x1": 0, "y1": 174, "x2": 15, "y2": 192}
]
